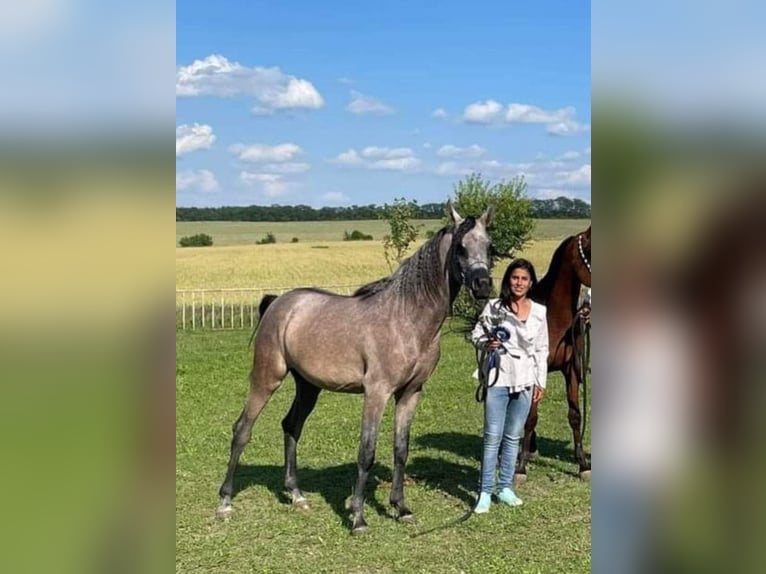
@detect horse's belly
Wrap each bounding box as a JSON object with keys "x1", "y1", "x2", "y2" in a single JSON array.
[{"x1": 288, "y1": 349, "x2": 365, "y2": 393}]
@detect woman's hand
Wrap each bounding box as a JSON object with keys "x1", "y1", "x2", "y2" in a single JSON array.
[
  {"x1": 533, "y1": 386, "x2": 545, "y2": 403},
  {"x1": 487, "y1": 339, "x2": 501, "y2": 350}
]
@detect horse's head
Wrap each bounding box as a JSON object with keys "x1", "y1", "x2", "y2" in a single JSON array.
[
  {"x1": 573, "y1": 226, "x2": 592, "y2": 287},
  {"x1": 447, "y1": 201, "x2": 494, "y2": 299}
]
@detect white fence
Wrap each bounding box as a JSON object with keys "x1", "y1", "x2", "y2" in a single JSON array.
[{"x1": 176, "y1": 285, "x2": 361, "y2": 330}]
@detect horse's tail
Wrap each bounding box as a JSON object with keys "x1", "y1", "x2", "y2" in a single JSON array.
[{"x1": 248, "y1": 294, "x2": 279, "y2": 348}]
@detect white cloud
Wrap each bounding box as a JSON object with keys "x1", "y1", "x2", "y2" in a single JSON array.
[
  {"x1": 462, "y1": 100, "x2": 589, "y2": 136},
  {"x1": 370, "y1": 157, "x2": 421, "y2": 171},
  {"x1": 361, "y1": 146, "x2": 414, "y2": 159},
  {"x1": 229, "y1": 143, "x2": 303, "y2": 163},
  {"x1": 176, "y1": 123, "x2": 215, "y2": 156},
  {"x1": 259, "y1": 162, "x2": 310, "y2": 174},
  {"x1": 431, "y1": 108, "x2": 448, "y2": 119},
  {"x1": 437, "y1": 144, "x2": 485, "y2": 159},
  {"x1": 332, "y1": 147, "x2": 421, "y2": 171},
  {"x1": 434, "y1": 162, "x2": 475, "y2": 177},
  {"x1": 176, "y1": 169, "x2": 219, "y2": 193},
  {"x1": 546, "y1": 120, "x2": 590, "y2": 136},
  {"x1": 463, "y1": 100, "x2": 504, "y2": 124},
  {"x1": 334, "y1": 149, "x2": 364, "y2": 166},
  {"x1": 176, "y1": 54, "x2": 324, "y2": 113},
  {"x1": 337, "y1": 77, "x2": 355, "y2": 85},
  {"x1": 239, "y1": 171, "x2": 289, "y2": 197},
  {"x1": 584, "y1": 146, "x2": 591, "y2": 156},
  {"x1": 560, "y1": 150, "x2": 581, "y2": 161},
  {"x1": 558, "y1": 164, "x2": 591, "y2": 185},
  {"x1": 321, "y1": 191, "x2": 350, "y2": 204},
  {"x1": 347, "y1": 90, "x2": 394, "y2": 115},
  {"x1": 506, "y1": 103, "x2": 574, "y2": 124}
]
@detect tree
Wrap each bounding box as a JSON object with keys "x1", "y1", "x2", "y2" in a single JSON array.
[
  {"x1": 450, "y1": 173, "x2": 534, "y2": 263},
  {"x1": 178, "y1": 233, "x2": 213, "y2": 247},
  {"x1": 381, "y1": 197, "x2": 419, "y2": 271},
  {"x1": 449, "y1": 173, "x2": 535, "y2": 325}
]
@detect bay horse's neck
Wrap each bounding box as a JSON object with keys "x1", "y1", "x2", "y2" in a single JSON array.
[{"x1": 534, "y1": 239, "x2": 582, "y2": 325}]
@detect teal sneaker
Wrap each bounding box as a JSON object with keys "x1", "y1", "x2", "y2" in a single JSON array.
[
  {"x1": 497, "y1": 487, "x2": 523, "y2": 507},
  {"x1": 473, "y1": 492, "x2": 492, "y2": 514}
]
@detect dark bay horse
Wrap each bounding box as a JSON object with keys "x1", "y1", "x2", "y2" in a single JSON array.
[
  {"x1": 516, "y1": 226, "x2": 592, "y2": 481},
  {"x1": 217, "y1": 203, "x2": 494, "y2": 534}
]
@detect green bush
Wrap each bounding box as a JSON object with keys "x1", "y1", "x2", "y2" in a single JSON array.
[
  {"x1": 179, "y1": 233, "x2": 213, "y2": 247},
  {"x1": 290, "y1": 237, "x2": 299, "y2": 243},
  {"x1": 256, "y1": 232, "x2": 277, "y2": 245},
  {"x1": 343, "y1": 229, "x2": 373, "y2": 241}
]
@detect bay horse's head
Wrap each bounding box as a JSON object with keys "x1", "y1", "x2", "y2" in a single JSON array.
[
  {"x1": 572, "y1": 225, "x2": 592, "y2": 287},
  {"x1": 447, "y1": 201, "x2": 494, "y2": 299}
]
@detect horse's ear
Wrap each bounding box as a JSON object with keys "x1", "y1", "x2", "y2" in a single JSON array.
[
  {"x1": 446, "y1": 200, "x2": 464, "y2": 224},
  {"x1": 480, "y1": 204, "x2": 495, "y2": 228}
]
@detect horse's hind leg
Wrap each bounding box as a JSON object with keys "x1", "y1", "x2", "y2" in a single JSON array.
[
  {"x1": 217, "y1": 368, "x2": 284, "y2": 518},
  {"x1": 515, "y1": 400, "x2": 539, "y2": 485},
  {"x1": 282, "y1": 373, "x2": 321, "y2": 509},
  {"x1": 389, "y1": 385, "x2": 422, "y2": 522},
  {"x1": 566, "y1": 369, "x2": 591, "y2": 480}
]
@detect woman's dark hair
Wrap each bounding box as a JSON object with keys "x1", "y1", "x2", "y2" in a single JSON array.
[{"x1": 499, "y1": 258, "x2": 538, "y2": 307}]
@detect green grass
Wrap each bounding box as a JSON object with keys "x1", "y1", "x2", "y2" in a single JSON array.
[
  {"x1": 176, "y1": 219, "x2": 591, "y2": 247},
  {"x1": 177, "y1": 329, "x2": 591, "y2": 573}
]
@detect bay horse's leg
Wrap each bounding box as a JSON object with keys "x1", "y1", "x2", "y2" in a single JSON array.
[
  {"x1": 389, "y1": 385, "x2": 422, "y2": 522},
  {"x1": 566, "y1": 366, "x2": 591, "y2": 480},
  {"x1": 281, "y1": 373, "x2": 321, "y2": 509},
  {"x1": 217, "y1": 368, "x2": 284, "y2": 518},
  {"x1": 350, "y1": 389, "x2": 389, "y2": 535},
  {"x1": 515, "y1": 399, "x2": 540, "y2": 485}
]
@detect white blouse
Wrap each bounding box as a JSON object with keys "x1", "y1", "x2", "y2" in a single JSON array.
[{"x1": 470, "y1": 298, "x2": 549, "y2": 391}]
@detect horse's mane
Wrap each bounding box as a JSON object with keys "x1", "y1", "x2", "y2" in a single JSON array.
[
  {"x1": 532, "y1": 234, "x2": 574, "y2": 302},
  {"x1": 353, "y1": 218, "x2": 475, "y2": 304}
]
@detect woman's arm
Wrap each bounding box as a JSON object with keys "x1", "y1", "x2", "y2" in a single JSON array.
[
  {"x1": 470, "y1": 302, "x2": 494, "y2": 350},
  {"x1": 534, "y1": 306, "x2": 550, "y2": 390}
]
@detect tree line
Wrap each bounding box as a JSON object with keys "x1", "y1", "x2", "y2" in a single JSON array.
[{"x1": 176, "y1": 196, "x2": 590, "y2": 222}]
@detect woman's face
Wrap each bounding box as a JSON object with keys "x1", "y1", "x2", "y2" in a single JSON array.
[{"x1": 509, "y1": 268, "x2": 532, "y2": 298}]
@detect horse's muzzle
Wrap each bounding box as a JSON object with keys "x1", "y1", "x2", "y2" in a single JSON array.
[{"x1": 468, "y1": 270, "x2": 492, "y2": 299}]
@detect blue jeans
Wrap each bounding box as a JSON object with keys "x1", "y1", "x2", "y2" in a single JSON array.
[{"x1": 480, "y1": 385, "x2": 533, "y2": 493}]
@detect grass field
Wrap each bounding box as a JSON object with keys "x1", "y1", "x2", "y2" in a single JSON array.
[
  {"x1": 176, "y1": 329, "x2": 591, "y2": 573},
  {"x1": 176, "y1": 219, "x2": 590, "y2": 247},
  {"x1": 175, "y1": 219, "x2": 590, "y2": 291}
]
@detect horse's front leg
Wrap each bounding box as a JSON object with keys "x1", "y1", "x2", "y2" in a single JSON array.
[
  {"x1": 350, "y1": 388, "x2": 389, "y2": 535},
  {"x1": 390, "y1": 385, "x2": 423, "y2": 522}
]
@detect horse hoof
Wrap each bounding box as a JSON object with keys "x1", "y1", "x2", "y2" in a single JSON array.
[
  {"x1": 351, "y1": 524, "x2": 368, "y2": 536},
  {"x1": 528, "y1": 451, "x2": 539, "y2": 460},
  {"x1": 292, "y1": 497, "x2": 310, "y2": 511},
  {"x1": 397, "y1": 512, "x2": 415, "y2": 523},
  {"x1": 579, "y1": 470, "x2": 591, "y2": 481},
  {"x1": 514, "y1": 474, "x2": 527, "y2": 487},
  {"x1": 215, "y1": 504, "x2": 233, "y2": 519}
]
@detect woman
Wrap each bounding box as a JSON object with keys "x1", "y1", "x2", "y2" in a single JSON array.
[{"x1": 470, "y1": 258, "x2": 548, "y2": 513}]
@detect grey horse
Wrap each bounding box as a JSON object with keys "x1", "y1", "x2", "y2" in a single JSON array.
[{"x1": 216, "y1": 202, "x2": 494, "y2": 534}]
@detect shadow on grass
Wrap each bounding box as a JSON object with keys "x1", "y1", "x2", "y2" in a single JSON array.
[
  {"x1": 414, "y1": 431, "x2": 583, "y2": 480},
  {"x1": 414, "y1": 431, "x2": 482, "y2": 461},
  {"x1": 232, "y1": 462, "x2": 390, "y2": 529}
]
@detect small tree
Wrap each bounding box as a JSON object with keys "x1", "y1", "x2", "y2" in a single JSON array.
[
  {"x1": 381, "y1": 197, "x2": 419, "y2": 271},
  {"x1": 449, "y1": 173, "x2": 535, "y2": 326},
  {"x1": 256, "y1": 232, "x2": 277, "y2": 245},
  {"x1": 178, "y1": 233, "x2": 213, "y2": 247}
]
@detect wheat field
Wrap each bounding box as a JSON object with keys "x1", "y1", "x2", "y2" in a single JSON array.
[{"x1": 176, "y1": 219, "x2": 589, "y2": 291}]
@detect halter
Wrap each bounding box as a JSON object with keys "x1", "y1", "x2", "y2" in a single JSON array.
[{"x1": 577, "y1": 233, "x2": 591, "y2": 275}]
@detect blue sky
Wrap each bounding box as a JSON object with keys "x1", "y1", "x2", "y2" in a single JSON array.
[{"x1": 176, "y1": 1, "x2": 590, "y2": 207}]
